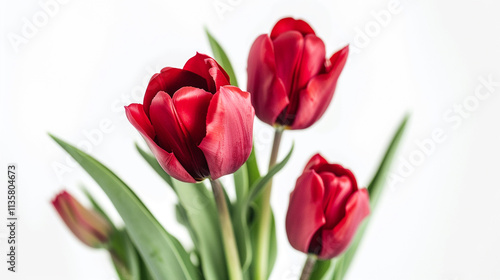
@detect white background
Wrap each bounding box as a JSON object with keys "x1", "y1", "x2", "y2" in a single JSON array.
[{"x1": 1, "y1": 0, "x2": 500, "y2": 279}]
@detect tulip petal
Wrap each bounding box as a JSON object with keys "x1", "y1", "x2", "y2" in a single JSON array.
[
  {"x1": 290, "y1": 45, "x2": 349, "y2": 130},
  {"x1": 319, "y1": 189, "x2": 370, "y2": 259},
  {"x1": 198, "y1": 86, "x2": 254, "y2": 180},
  {"x1": 320, "y1": 173, "x2": 355, "y2": 229},
  {"x1": 171, "y1": 87, "x2": 213, "y2": 145},
  {"x1": 270, "y1": 17, "x2": 315, "y2": 40},
  {"x1": 125, "y1": 103, "x2": 196, "y2": 182},
  {"x1": 247, "y1": 34, "x2": 288, "y2": 125},
  {"x1": 143, "y1": 67, "x2": 208, "y2": 116},
  {"x1": 303, "y1": 153, "x2": 329, "y2": 172},
  {"x1": 273, "y1": 31, "x2": 304, "y2": 100},
  {"x1": 290, "y1": 34, "x2": 326, "y2": 101},
  {"x1": 286, "y1": 170, "x2": 326, "y2": 254},
  {"x1": 315, "y1": 162, "x2": 358, "y2": 190},
  {"x1": 149, "y1": 91, "x2": 210, "y2": 180},
  {"x1": 183, "y1": 52, "x2": 230, "y2": 93}
]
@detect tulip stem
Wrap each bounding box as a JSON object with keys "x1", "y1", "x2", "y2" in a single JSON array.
[
  {"x1": 254, "y1": 128, "x2": 284, "y2": 280},
  {"x1": 210, "y1": 179, "x2": 243, "y2": 280},
  {"x1": 299, "y1": 254, "x2": 318, "y2": 280}
]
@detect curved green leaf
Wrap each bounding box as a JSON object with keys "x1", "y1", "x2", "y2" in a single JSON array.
[
  {"x1": 330, "y1": 114, "x2": 410, "y2": 280},
  {"x1": 172, "y1": 180, "x2": 228, "y2": 280},
  {"x1": 246, "y1": 146, "x2": 261, "y2": 187},
  {"x1": 135, "y1": 143, "x2": 227, "y2": 280},
  {"x1": 246, "y1": 143, "x2": 294, "y2": 206},
  {"x1": 50, "y1": 134, "x2": 201, "y2": 280}
]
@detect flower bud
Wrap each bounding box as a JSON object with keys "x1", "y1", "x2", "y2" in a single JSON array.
[{"x1": 52, "y1": 191, "x2": 112, "y2": 248}]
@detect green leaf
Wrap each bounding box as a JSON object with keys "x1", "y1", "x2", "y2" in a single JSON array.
[
  {"x1": 136, "y1": 142, "x2": 227, "y2": 280},
  {"x1": 309, "y1": 259, "x2": 335, "y2": 280},
  {"x1": 267, "y1": 211, "x2": 277, "y2": 278},
  {"x1": 205, "y1": 28, "x2": 238, "y2": 87},
  {"x1": 110, "y1": 230, "x2": 141, "y2": 280},
  {"x1": 232, "y1": 196, "x2": 253, "y2": 274},
  {"x1": 245, "y1": 146, "x2": 261, "y2": 188},
  {"x1": 330, "y1": 114, "x2": 410, "y2": 280},
  {"x1": 367, "y1": 114, "x2": 410, "y2": 207},
  {"x1": 171, "y1": 180, "x2": 228, "y2": 280},
  {"x1": 245, "y1": 143, "x2": 294, "y2": 205},
  {"x1": 231, "y1": 144, "x2": 292, "y2": 275},
  {"x1": 82, "y1": 187, "x2": 146, "y2": 280},
  {"x1": 234, "y1": 163, "x2": 249, "y2": 203},
  {"x1": 50, "y1": 134, "x2": 201, "y2": 280},
  {"x1": 248, "y1": 204, "x2": 278, "y2": 279}
]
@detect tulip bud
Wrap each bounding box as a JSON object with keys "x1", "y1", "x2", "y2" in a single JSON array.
[
  {"x1": 247, "y1": 17, "x2": 349, "y2": 130},
  {"x1": 52, "y1": 191, "x2": 112, "y2": 248},
  {"x1": 285, "y1": 154, "x2": 370, "y2": 259},
  {"x1": 125, "y1": 53, "x2": 254, "y2": 183}
]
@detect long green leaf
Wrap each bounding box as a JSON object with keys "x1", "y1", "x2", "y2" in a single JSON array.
[
  {"x1": 50, "y1": 134, "x2": 200, "y2": 280},
  {"x1": 330, "y1": 114, "x2": 410, "y2": 280},
  {"x1": 205, "y1": 28, "x2": 238, "y2": 87},
  {"x1": 245, "y1": 143, "x2": 294, "y2": 206},
  {"x1": 172, "y1": 180, "x2": 228, "y2": 280},
  {"x1": 234, "y1": 163, "x2": 249, "y2": 203},
  {"x1": 135, "y1": 143, "x2": 227, "y2": 280},
  {"x1": 246, "y1": 146, "x2": 261, "y2": 188},
  {"x1": 232, "y1": 194, "x2": 253, "y2": 274}
]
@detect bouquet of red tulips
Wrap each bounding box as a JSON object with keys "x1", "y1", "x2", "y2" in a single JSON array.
[{"x1": 50, "y1": 18, "x2": 408, "y2": 280}]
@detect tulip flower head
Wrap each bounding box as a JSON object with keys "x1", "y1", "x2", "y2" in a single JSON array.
[
  {"x1": 248, "y1": 17, "x2": 349, "y2": 130},
  {"x1": 125, "y1": 53, "x2": 255, "y2": 183},
  {"x1": 285, "y1": 154, "x2": 370, "y2": 259},
  {"x1": 52, "y1": 191, "x2": 112, "y2": 248}
]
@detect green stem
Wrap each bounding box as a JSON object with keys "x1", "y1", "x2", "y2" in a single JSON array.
[
  {"x1": 299, "y1": 254, "x2": 318, "y2": 280},
  {"x1": 255, "y1": 128, "x2": 284, "y2": 280},
  {"x1": 210, "y1": 179, "x2": 243, "y2": 280}
]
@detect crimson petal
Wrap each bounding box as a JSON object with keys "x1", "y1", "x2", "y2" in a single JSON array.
[
  {"x1": 320, "y1": 173, "x2": 356, "y2": 229},
  {"x1": 247, "y1": 34, "x2": 288, "y2": 125},
  {"x1": 143, "y1": 67, "x2": 208, "y2": 116},
  {"x1": 285, "y1": 170, "x2": 326, "y2": 254},
  {"x1": 149, "y1": 90, "x2": 210, "y2": 180},
  {"x1": 270, "y1": 17, "x2": 316, "y2": 40},
  {"x1": 273, "y1": 31, "x2": 304, "y2": 99},
  {"x1": 303, "y1": 153, "x2": 329, "y2": 172},
  {"x1": 125, "y1": 103, "x2": 196, "y2": 182},
  {"x1": 198, "y1": 86, "x2": 254, "y2": 180},
  {"x1": 319, "y1": 189, "x2": 370, "y2": 259},
  {"x1": 290, "y1": 45, "x2": 349, "y2": 129},
  {"x1": 183, "y1": 52, "x2": 230, "y2": 93}
]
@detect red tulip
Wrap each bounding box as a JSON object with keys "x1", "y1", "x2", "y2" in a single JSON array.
[
  {"x1": 285, "y1": 154, "x2": 370, "y2": 259},
  {"x1": 247, "y1": 17, "x2": 349, "y2": 130},
  {"x1": 125, "y1": 53, "x2": 255, "y2": 183},
  {"x1": 52, "y1": 191, "x2": 112, "y2": 248}
]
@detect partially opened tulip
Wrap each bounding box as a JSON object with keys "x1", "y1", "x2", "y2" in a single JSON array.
[
  {"x1": 125, "y1": 53, "x2": 255, "y2": 183},
  {"x1": 52, "y1": 191, "x2": 112, "y2": 248},
  {"x1": 286, "y1": 154, "x2": 370, "y2": 259},
  {"x1": 248, "y1": 17, "x2": 349, "y2": 130}
]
